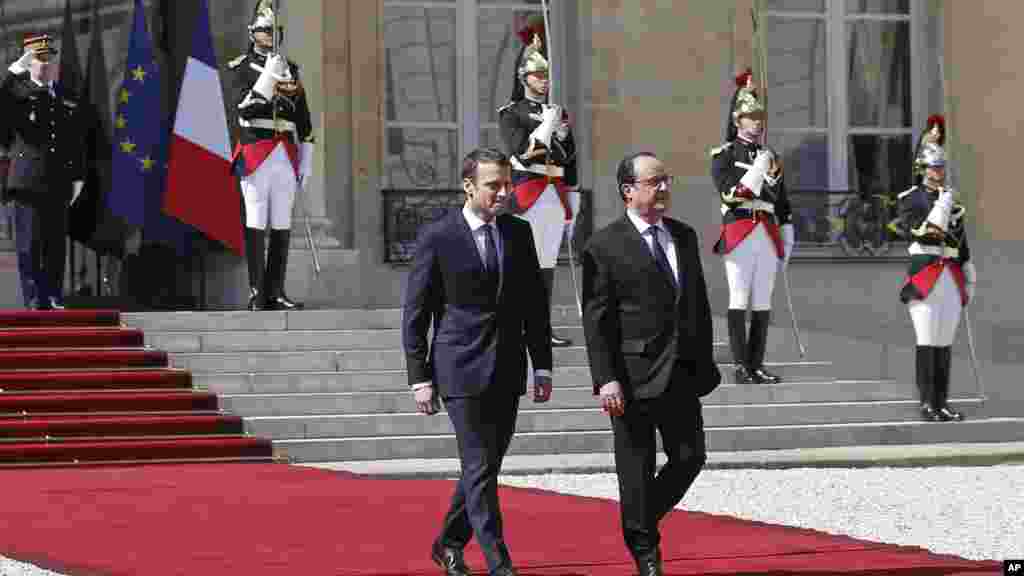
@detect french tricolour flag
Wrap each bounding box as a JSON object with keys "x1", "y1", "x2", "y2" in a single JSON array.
[{"x1": 163, "y1": 0, "x2": 244, "y2": 256}]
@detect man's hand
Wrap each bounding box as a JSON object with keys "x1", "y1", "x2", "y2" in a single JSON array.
[
  {"x1": 599, "y1": 380, "x2": 625, "y2": 417},
  {"x1": 533, "y1": 373, "x2": 552, "y2": 403},
  {"x1": 414, "y1": 385, "x2": 440, "y2": 415}
]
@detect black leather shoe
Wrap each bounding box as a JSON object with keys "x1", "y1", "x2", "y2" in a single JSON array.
[
  {"x1": 937, "y1": 405, "x2": 964, "y2": 421},
  {"x1": 635, "y1": 550, "x2": 663, "y2": 576},
  {"x1": 734, "y1": 366, "x2": 757, "y2": 384},
  {"x1": 750, "y1": 367, "x2": 781, "y2": 384},
  {"x1": 920, "y1": 404, "x2": 943, "y2": 422},
  {"x1": 551, "y1": 334, "x2": 573, "y2": 347},
  {"x1": 266, "y1": 294, "x2": 304, "y2": 311},
  {"x1": 491, "y1": 568, "x2": 518, "y2": 576},
  {"x1": 47, "y1": 297, "x2": 65, "y2": 311},
  {"x1": 430, "y1": 541, "x2": 471, "y2": 576}
]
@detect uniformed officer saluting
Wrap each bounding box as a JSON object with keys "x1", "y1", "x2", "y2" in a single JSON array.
[
  {"x1": 1, "y1": 33, "x2": 88, "y2": 310},
  {"x1": 711, "y1": 70, "x2": 794, "y2": 385},
  {"x1": 499, "y1": 26, "x2": 580, "y2": 347},
  {"x1": 899, "y1": 142, "x2": 974, "y2": 422},
  {"x1": 230, "y1": 0, "x2": 314, "y2": 311}
]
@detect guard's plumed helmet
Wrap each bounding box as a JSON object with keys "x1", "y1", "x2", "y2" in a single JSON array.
[
  {"x1": 915, "y1": 142, "x2": 946, "y2": 169},
  {"x1": 517, "y1": 34, "x2": 549, "y2": 78},
  {"x1": 249, "y1": 0, "x2": 276, "y2": 33},
  {"x1": 724, "y1": 69, "x2": 765, "y2": 140}
]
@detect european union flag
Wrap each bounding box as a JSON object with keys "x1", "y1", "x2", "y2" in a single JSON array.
[
  {"x1": 109, "y1": 0, "x2": 191, "y2": 254},
  {"x1": 109, "y1": 0, "x2": 162, "y2": 230}
]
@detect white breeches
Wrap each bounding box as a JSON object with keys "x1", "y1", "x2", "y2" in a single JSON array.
[
  {"x1": 520, "y1": 183, "x2": 567, "y2": 269},
  {"x1": 908, "y1": 267, "x2": 962, "y2": 346},
  {"x1": 723, "y1": 223, "x2": 779, "y2": 311},
  {"x1": 241, "y1": 143, "x2": 297, "y2": 230}
]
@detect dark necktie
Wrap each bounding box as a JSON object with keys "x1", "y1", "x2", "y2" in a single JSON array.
[
  {"x1": 483, "y1": 224, "x2": 499, "y2": 293},
  {"x1": 647, "y1": 227, "x2": 677, "y2": 290}
]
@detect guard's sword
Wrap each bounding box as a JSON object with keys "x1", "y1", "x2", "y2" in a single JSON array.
[{"x1": 963, "y1": 305, "x2": 985, "y2": 400}]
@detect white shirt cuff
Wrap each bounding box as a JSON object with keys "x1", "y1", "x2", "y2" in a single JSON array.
[
  {"x1": 534, "y1": 369, "x2": 551, "y2": 378},
  {"x1": 411, "y1": 381, "x2": 432, "y2": 391}
]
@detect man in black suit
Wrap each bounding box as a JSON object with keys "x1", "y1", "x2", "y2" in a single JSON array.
[
  {"x1": 1, "y1": 33, "x2": 88, "y2": 310},
  {"x1": 402, "y1": 147, "x2": 554, "y2": 576},
  {"x1": 581, "y1": 152, "x2": 720, "y2": 576}
]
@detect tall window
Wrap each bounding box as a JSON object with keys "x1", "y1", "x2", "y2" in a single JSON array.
[
  {"x1": 765, "y1": 0, "x2": 942, "y2": 253},
  {"x1": 383, "y1": 0, "x2": 558, "y2": 190}
]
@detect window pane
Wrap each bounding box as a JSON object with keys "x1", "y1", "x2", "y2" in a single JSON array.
[
  {"x1": 384, "y1": 6, "x2": 457, "y2": 123},
  {"x1": 847, "y1": 21, "x2": 910, "y2": 128},
  {"x1": 767, "y1": 132, "x2": 829, "y2": 191},
  {"x1": 846, "y1": 0, "x2": 909, "y2": 15},
  {"x1": 848, "y1": 134, "x2": 912, "y2": 196},
  {"x1": 766, "y1": 17, "x2": 827, "y2": 129},
  {"x1": 478, "y1": 7, "x2": 544, "y2": 125},
  {"x1": 383, "y1": 128, "x2": 460, "y2": 190},
  {"x1": 766, "y1": 0, "x2": 825, "y2": 12}
]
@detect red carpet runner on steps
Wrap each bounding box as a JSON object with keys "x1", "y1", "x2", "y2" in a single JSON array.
[
  {"x1": 0, "y1": 309, "x2": 272, "y2": 465},
  {"x1": 0, "y1": 464, "x2": 1000, "y2": 575}
]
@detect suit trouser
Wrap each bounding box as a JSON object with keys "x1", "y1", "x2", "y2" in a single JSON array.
[
  {"x1": 611, "y1": 382, "x2": 706, "y2": 558},
  {"x1": 15, "y1": 200, "x2": 66, "y2": 303},
  {"x1": 440, "y1": 389, "x2": 521, "y2": 573},
  {"x1": 12, "y1": 201, "x2": 37, "y2": 306}
]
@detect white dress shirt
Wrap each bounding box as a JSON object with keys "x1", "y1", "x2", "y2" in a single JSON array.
[{"x1": 626, "y1": 209, "x2": 679, "y2": 283}]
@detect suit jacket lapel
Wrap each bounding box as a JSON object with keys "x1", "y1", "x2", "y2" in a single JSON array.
[
  {"x1": 453, "y1": 209, "x2": 485, "y2": 275},
  {"x1": 617, "y1": 215, "x2": 677, "y2": 297},
  {"x1": 664, "y1": 219, "x2": 687, "y2": 303}
]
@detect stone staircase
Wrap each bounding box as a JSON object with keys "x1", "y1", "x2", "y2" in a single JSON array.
[{"x1": 121, "y1": 308, "x2": 1024, "y2": 464}]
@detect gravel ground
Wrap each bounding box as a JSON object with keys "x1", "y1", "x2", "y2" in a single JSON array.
[
  {"x1": 501, "y1": 464, "x2": 1024, "y2": 562},
  {"x1": 3, "y1": 465, "x2": 1021, "y2": 574}
]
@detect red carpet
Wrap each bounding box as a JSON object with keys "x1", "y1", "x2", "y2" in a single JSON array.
[
  {"x1": 0, "y1": 309, "x2": 273, "y2": 465},
  {"x1": 0, "y1": 327, "x2": 145, "y2": 348},
  {"x1": 0, "y1": 464, "x2": 1000, "y2": 575},
  {"x1": 0, "y1": 368, "x2": 192, "y2": 392}
]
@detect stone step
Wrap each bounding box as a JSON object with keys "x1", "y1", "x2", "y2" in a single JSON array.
[
  {"x1": 272, "y1": 416, "x2": 1024, "y2": 462},
  {"x1": 123, "y1": 307, "x2": 582, "y2": 333},
  {"x1": 199, "y1": 363, "x2": 850, "y2": 396},
  {"x1": 244, "y1": 398, "x2": 987, "y2": 440},
  {"x1": 219, "y1": 380, "x2": 940, "y2": 416},
  {"x1": 170, "y1": 346, "x2": 825, "y2": 375},
  {"x1": 144, "y1": 326, "x2": 588, "y2": 354}
]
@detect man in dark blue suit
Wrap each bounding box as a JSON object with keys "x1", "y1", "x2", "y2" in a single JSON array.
[{"x1": 402, "y1": 147, "x2": 554, "y2": 576}]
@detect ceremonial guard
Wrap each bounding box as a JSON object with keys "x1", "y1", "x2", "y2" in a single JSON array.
[
  {"x1": 230, "y1": 0, "x2": 314, "y2": 311},
  {"x1": 898, "y1": 142, "x2": 973, "y2": 422},
  {"x1": 499, "y1": 21, "x2": 579, "y2": 347},
  {"x1": 710, "y1": 70, "x2": 794, "y2": 384},
  {"x1": 1, "y1": 34, "x2": 88, "y2": 310}
]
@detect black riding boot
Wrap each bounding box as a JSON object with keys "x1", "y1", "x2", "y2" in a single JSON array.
[
  {"x1": 728, "y1": 309, "x2": 754, "y2": 383},
  {"x1": 265, "y1": 229, "x2": 303, "y2": 310},
  {"x1": 542, "y1": 268, "x2": 572, "y2": 347},
  {"x1": 934, "y1": 346, "x2": 964, "y2": 421},
  {"x1": 917, "y1": 346, "x2": 941, "y2": 421},
  {"x1": 245, "y1": 228, "x2": 267, "y2": 311},
  {"x1": 748, "y1": 310, "x2": 781, "y2": 384}
]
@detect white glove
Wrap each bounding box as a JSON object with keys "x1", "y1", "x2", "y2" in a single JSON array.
[
  {"x1": 555, "y1": 115, "x2": 570, "y2": 141},
  {"x1": 781, "y1": 223, "x2": 795, "y2": 265},
  {"x1": 926, "y1": 187, "x2": 955, "y2": 231},
  {"x1": 252, "y1": 55, "x2": 291, "y2": 100},
  {"x1": 567, "y1": 189, "x2": 581, "y2": 220},
  {"x1": 70, "y1": 180, "x2": 84, "y2": 206},
  {"x1": 298, "y1": 142, "x2": 314, "y2": 183},
  {"x1": 739, "y1": 151, "x2": 772, "y2": 198},
  {"x1": 529, "y1": 104, "x2": 561, "y2": 150},
  {"x1": 9, "y1": 49, "x2": 32, "y2": 74}
]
